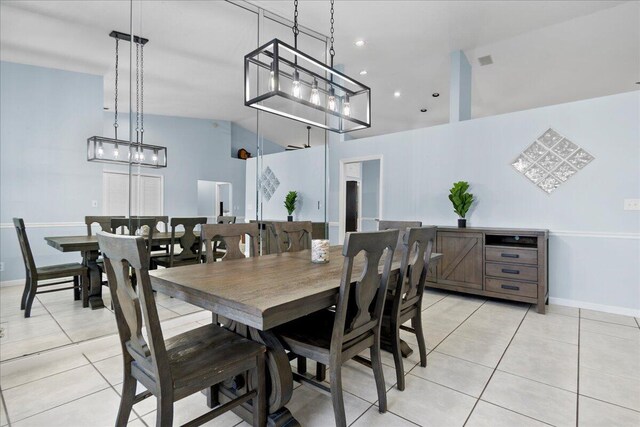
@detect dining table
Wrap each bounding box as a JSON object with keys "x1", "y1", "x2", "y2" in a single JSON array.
[
  {"x1": 45, "y1": 231, "x2": 195, "y2": 309},
  {"x1": 149, "y1": 245, "x2": 442, "y2": 426}
]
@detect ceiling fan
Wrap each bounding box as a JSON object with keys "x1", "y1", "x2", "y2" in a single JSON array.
[{"x1": 286, "y1": 126, "x2": 312, "y2": 150}]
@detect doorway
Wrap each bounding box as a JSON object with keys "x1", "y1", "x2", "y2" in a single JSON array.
[
  {"x1": 197, "y1": 180, "x2": 233, "y2": 223},
  {"x1": 339, "y1": 156, "x2": 383, "y2": 244}
]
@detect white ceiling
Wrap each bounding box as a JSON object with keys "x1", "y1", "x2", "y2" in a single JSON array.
[{"x1": 1, "y1": 1, "x2": 638, "y2": 148}]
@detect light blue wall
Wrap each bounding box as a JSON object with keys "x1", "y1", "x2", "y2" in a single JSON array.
[
  {"x1": 1, "y1": 61, "x2": 104, "y2": 281},
  {"x1": 329, "y1": 91, "x2": 640, "y2": 312},
  {"x1": 230, "y1": 122, "x2": 284, "y2": 157},
  {"x1": 361, "y1": 159, "x2": 380, "y2": 231},
  {"x1": 0, "y1": 61, "x2": 249, "y2": 281}
]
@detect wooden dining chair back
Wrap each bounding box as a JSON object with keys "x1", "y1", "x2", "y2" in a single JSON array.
[
  {"x1": 378, "y1": 220, "x2": 422, "y2": 252},
  {"x1": 97, "y1": 231, "x2": 266, "y2": 427},
  {"x1": 201, "y1": 223, "x2": 259, "y2": 263},
  {"x1": 270, "y1": 221, "x2": 312, "y2": 253},
  {"x1": 14, "y1": 218, "x2": 89, "y2": 317},
  {"x1": 85, "y1": 216, "x2": 124, "y2": 236},
  {"x1": 217, "y1": 215, "x2": 236, "y2": 224},
  {"x1": 110, "y1": 217, "x2": 156, "y2": 262},
  {"x1": 275, "y1": 229, "x2": 399, "y2": 427},
  {"x1": 384, "y1": 226, "x2": 436, "y2": 390},
  {"x1": 152, "y1": 217, "x2": 207, "y2": 268}
]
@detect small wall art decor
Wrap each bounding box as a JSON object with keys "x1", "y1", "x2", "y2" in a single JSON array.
[
  {"x1": 511, "y1": 128, "x2": 594, "y2": 194},
  {"x1": 258, "y1": 166, "x2": 280, "y2": 201}
]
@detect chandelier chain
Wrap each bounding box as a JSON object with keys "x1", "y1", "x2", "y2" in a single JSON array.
[
  {"x1": 292, "y1": 0, "x2": 299, "y2": 48},
  {"x1": 135, "y1": 41, "x2": 140, "y2": 140},
  {"x1": 329, "y1": 0, "x2": 335, "y2": 59},
  {"x1": 113, "y1": 38, "x2": 119, "y2": 139},
  {"x1": 140, "y1": 44, "x2": 144, "y2": 140}
]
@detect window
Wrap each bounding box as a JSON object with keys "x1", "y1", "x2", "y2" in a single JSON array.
[{"x1": 102, "y1": 171, "x2": 163, "y2": 216}]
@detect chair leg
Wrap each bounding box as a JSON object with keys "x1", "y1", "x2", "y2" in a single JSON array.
[
  {"x1": 297, "y1": 356, "x2": 307, "y2": 375},
  {"x1": 115, "y1": 372, "x2": 136, "y2": 427},
  {"x1": 24, "y1": 277, "x2": 38, "y2": 318},
  {"x1": 371, "y1": 336, "x2": 388, "y2": 412},
  {"x1": 329, "y1": 363, "x2": 347, "y2": 427},
  {"x1": 390, "y1": 321, "x2": 405, "y2": 391},
  {"x1": 73, "y1": 276, "x2": 80, "y2": 301},
  {"x1": 412, "y1": 313, "x2": 427, "y2": 368},
  {"x1": 156, "y1": 395, "x2": 174, "y2": 427},
  {"x1": 253, "y1": 352, "x2": 266, "y2": 427},
  {"x1": 20, "y1": 273, "x2": 30, "y2": 310},
  {"x1": 316, "y1": 362, "x2": 326, "y2": 382}
]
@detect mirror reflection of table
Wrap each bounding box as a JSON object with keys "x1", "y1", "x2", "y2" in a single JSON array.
[
  {"x1": 45, "y1": 232, "x2": 189, "y2": 309},
  {"x1": 148, "y1": 246, "x2": 441, "y2": 426}
]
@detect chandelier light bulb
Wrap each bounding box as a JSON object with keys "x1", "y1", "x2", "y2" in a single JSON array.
[
  {"x1": 269, "y1": 62, "x2": 276, "y2": 92},
  {"x1": 292, "y1": 70, "x2": 302, "y2": 98},
  {"x1": 113, "y1": 143, "x2": 119, "y2": 159},
  {"x1": 328, "y1": 87, "x2": 337, "y2": 111},
  {"x1": 97, "y1": 142, "x2": 104, "y2": 158},
  {"x1": 310, "y1": 79, "x2": 320, "y2": 105},
  {"x1": 152, "y1": 149, "x2": 158, "y2": 164},
  {"x1": 343, "y1": 94, "x2": 351, "y2": 117}
]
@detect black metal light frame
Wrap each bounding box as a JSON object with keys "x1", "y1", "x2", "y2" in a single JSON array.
[
  {"x1": 87, "y1": 136, "x2": 167, "y2": 168},
  {"x1": 244, "y1": 38, "x2": 371, "y2": 133}
]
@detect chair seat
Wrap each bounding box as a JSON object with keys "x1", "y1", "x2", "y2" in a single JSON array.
[
  {"x1": 153, "y1": 324, "x2": 264, "y2": 392},
  {"x1": 36, "y1": 262, "x2": 87, "y2": 280},
  {"x1": 276, "y1": 310, "x2": 371, "y2": 365},
  {"x1": 152, "y1": 255, "x2": 199, "y2": 268}
]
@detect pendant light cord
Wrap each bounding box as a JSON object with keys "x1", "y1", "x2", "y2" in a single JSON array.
[
  {"x1": 135, "y1": 42, "x2": 140, "y2": 144},
  {"x1": 113, "y1": 38, "x2": 119, "y2": 140},
  {"x1": 292, "y1": 0, "x2": 299, "y2": 50},
  {"x1": 140, "y1": 44, "x2": 144, "y2": 144}
]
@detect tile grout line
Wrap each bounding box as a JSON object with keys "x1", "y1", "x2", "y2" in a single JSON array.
[
  {"x1": 82, "y1": 354, "x2": 148, "y2": 422},
  {"x1": 347, "y1": 402, "x2": 376, "y2": 427},
  {"x1": 635, "y1": 316, "x2": 640, "y2": 329},
  {"x1": 34, "y1": 294, "x2": 74, "y2": 343},
  {"x1": 577, "y1": 393, "x2": 640, "y2": 414},
  {"x1": 0, "y1": 388, "x2": 12, "y2": 427},
  {"x1": 475, "y1": 400, "x2": 556, "y2": 427},
  {"x1": 462, "y1": 305, "x2": 531, "y2": 426}
]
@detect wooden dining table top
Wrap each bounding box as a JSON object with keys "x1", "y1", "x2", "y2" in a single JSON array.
[
  {"x1": 149, "y1": 246, "x2": 442, "y2": 331},
  {"x1": 45, "y1": 231, "x2": 191, "y2": 253}
]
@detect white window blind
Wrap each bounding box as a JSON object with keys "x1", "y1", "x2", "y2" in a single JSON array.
[{"x1": 103, "y1": 171, "x2": 163, "y2": 216}]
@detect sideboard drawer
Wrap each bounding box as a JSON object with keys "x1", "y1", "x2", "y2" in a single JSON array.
[
  {"x1": 485, "y1": 262, "x2": 538, "y2": 282},
  {"x1": 485, "y1": 247, "x2": 537, "y2": 265},
  {"x1": 485, "y1": 278, "x2": 537, "y2": 298}
]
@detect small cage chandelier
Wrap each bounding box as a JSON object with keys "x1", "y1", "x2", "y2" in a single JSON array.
[
  {"x1": 87, "y1": 31, "x2": 167, "y2": 168},
  {"x1": 244, "y1": 0, "x2": 371, "y2": 133}
]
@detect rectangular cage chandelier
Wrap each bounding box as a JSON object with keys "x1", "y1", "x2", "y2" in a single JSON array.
[
  {"x1": 87, "y1": 136, "x2": 167, "y2": 168},
  {"x1": 244, "y1": 38, "x2": 371, "y2": 133}
]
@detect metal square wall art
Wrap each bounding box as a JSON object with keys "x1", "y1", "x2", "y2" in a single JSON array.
[
  {"x1": 258, "y1": 166, "x2": 280, "y2": 202},
  {"x1": 511, "y1": 128, "x2": 594, "y2": 194}
]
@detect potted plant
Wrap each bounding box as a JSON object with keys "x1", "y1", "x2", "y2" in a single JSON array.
[
  {"x1": 284, "y1": 191, "x2": 298, "y2": 221},
  {"x1": 448, "y1": 181, "x2": 474, "y2": 228}
]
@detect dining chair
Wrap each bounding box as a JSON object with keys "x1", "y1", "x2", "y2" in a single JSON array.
[
  {"x1": 269, "y1": 221, "x2": 312, "y2": 253},
  {"x1": 13, "y1": 218, "x2": 89, "y2": 317},
  {"x1": 152, "y1": 217, "x2": 207, "y2": 268},
  {"x1": 378, "y1": 220, "x2": 422, "y2": 252},
  {"x1": 382, "y1": 226, "x2": 436, "y2": 391},
  {"x1": 111, "y1": 217, "x2": 156, "y2": 261},
  {"x1": 96, "y1": 231, "x2": 266, "y2": 427},
  {"x1": 275, "y1": 229, "x2": 399, "y2": 427},
  {"x1": 200, "y1": 223, "x2": 259, "y2": 263},
  {"x1": 217, "y1": 215, "x2": 236, "y2": 224},
  {"x1": 85, "y1": 215, "x2": 124, "y2": 236}
]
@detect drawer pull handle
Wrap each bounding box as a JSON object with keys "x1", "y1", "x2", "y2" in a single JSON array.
[
  {"x1": 501, "y1": 268, "x2": 520, "y2": 275},
  {"x1": 501, "y1": 284, "x2": 520, "y2": 291},
  {"x1": 501, "y1": 253, "x2": 519, "y2": 258}
]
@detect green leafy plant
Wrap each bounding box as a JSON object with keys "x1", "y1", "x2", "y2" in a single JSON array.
[
  {"x1": 284, "y1": 191, "x2": 298, "y2": 215},
  {"x1": 448, "y1": 181, "x2": 474, "y2": 218}
]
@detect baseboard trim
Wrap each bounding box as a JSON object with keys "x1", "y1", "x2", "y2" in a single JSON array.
[{"x1": 549, "y1": 297, "x2": 640, "y2": 318}]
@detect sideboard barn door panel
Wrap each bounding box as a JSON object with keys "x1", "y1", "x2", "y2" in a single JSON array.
[{"x1": 436, "y1": 232, "x2": 483, "y2": 290}]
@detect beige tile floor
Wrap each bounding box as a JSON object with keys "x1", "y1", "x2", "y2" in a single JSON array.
[{"x1": 1, "y1": 284, "x2": 639, "y2": 426}]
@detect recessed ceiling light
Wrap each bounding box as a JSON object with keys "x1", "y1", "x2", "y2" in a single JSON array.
[
  {"x1": 103, "y1": 107, "x2": 109, "y2": 110},
  {"x1": 394, "y1": 91, "x2": 401, "y2": 98},
  {"x1": 432, "y1": 93, "x2": 440, "y2": 98},
  {"x1": 355, "y1": 40, "x2": 366, "y2": 47},
  {"x1": 636, "y1": 81, "x2": 640, "y2": 85},
  {"x1": 359, "y1": 70, "x2": 367, "y2": 75},
  {"x1": 420, "y1": 108, "x2": 427, "y2": 113}
]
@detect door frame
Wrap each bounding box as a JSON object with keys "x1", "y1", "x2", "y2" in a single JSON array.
[
  {"x1": 215, "y1": 181, "x2": 233, "y2": 216},
  {"x1": 338, "y1": 155, "x2": 383, "y2": 244}
]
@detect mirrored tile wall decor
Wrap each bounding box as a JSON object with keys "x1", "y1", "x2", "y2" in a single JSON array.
[{"x1": 512, "y1": 128, "x2": 594, "y2": 194}]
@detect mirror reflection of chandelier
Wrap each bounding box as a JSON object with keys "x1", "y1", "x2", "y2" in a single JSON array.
[
  {"x1": 87, "y1": 31, "x2": 167, "y2": 168},
  {"x1": 244, "y1": 0, "x2": 371, "y2": 133}
]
